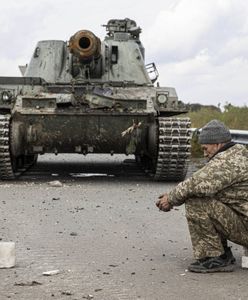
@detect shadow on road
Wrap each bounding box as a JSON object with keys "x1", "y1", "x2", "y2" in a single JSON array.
[
  {"x1": 5, "y1": 154, "x2": 202, "y2": 184},
  {"x1": 18, "y1": 154, "x2": 153, "y2": 183}
]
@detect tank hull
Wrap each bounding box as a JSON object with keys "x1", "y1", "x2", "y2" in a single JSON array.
[{"x1": 11, "y1": 112, "x2": 152, "y2": 155}]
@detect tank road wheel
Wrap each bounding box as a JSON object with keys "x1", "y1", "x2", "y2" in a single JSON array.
[
  {"x1": 153, "y1": 117, "x2": 191, "y2": 181},
  {"x1": 0, "y1": 114, "x2": 38, "y2": 180}
]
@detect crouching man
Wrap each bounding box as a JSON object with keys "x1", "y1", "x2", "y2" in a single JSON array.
[{"x1": 156, "y1": 119, "x2": 248, "y2": 273}]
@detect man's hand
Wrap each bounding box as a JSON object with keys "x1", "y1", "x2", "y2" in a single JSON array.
[{"x1": 156, "y1": 194, "x2": 172, "y2": 212}]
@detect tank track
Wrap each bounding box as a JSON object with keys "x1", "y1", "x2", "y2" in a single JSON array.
[
  {"x1": 153, "y1": 117, "x2": 191, "y2": 181},
  {"x1": 0, "y1": 114, "x2": 37, "y2": 180}
]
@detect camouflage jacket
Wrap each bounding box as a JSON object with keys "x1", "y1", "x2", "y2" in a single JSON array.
[{"x1": 168, "y1": 144, "x2": 248, "y2": 218}]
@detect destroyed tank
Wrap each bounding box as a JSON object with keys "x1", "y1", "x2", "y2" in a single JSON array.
[{"x1": 0, "y1": 18, "x2": 191, "y2": 181}]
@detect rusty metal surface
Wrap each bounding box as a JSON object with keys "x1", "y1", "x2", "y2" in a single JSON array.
[
  {"x1": 11, "y1": 113, "x2": 151, "y2": 154},
  {"x1": 69, "y1": 30, "x2": 101, "y2": 61}
]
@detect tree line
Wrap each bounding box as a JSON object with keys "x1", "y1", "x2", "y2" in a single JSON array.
[{"x1": 183, "y1": 104, "x2": 248, "y2": 157}]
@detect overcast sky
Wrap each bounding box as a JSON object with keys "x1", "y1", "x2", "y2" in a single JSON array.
[{"x1": 1, "y1": 0, "x2": 248, "y2": 107}]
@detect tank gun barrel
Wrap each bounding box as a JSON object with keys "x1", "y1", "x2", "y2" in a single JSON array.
[{"x1": 69, "y1": 30, "x2": 101, "y2": 62}]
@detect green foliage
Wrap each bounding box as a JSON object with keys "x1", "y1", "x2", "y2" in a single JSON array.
[
  {"x1": 190, "y1": 132, "x2": 203, "y2": 158},
  {"x1": 184, "y1": 104, "x2": 248, "y2": 157},
  {"x1": 187, "y1": 104, "x2": 248, "y2": 130}
]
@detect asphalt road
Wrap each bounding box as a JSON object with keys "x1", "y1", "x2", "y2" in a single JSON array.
[{"x1": 0, "y1": 154, "x2": 247, "y2": 300}]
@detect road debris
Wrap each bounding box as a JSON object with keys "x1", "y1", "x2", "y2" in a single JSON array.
[
  {"x1": 42, "y1": 269, "x2": 60, "y2": 276},
  {"x1": 14, "y1": 281, "x2": 42, "y2": 286},
  {"x1": 82, "y1": 295, "x2": 94, "y2": 299},
  {"x1": 0, "y1": 242, "x2": 15, "y2": 268},
  {"x1": 48, "y1": 180, "x2": 63, "y2": 187},
  {"x1": 109, "y1": 264, "x2": 118, "y2": 267},
  {"x1": 61, "y1": 290, "x2": 73, "y2": 296},
  {"x1": 242, "y1": 247, "x2": 248, "y2": 268},
  {"x1": 70, "y1": 232, "x2": 78, "y2": 236}
]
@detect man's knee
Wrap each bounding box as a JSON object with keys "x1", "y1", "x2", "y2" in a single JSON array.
[
  {"x1": 185, "y1": 198, "x2": 246, "y2": 233},
  {"x1": 185, "y1": 198, "x2": 227, "y2": 223}
]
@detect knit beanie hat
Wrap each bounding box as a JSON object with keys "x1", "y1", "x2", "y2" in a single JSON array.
[{"x1": 198, "y1": 119, "x2": 232, "y2": 144}]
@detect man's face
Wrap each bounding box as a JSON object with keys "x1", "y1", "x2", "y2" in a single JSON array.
[{"x1": 201, "y1": 144, "x2": 220, "y2": 159}]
